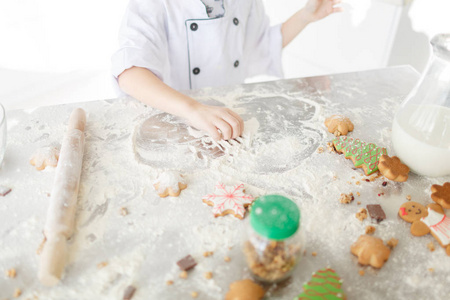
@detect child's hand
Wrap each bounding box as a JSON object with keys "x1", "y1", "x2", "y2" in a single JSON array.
[
  {"x1": 303, "y1": 0, "x2": 343, "y2": 23},
  {"x1": 184, "y1": 103, "x2": 244, "y2": 141}
]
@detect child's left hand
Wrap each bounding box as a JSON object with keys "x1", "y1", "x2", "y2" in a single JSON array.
[{"x1": 303, "y1": 0, "x2": 343, "y2": 23}]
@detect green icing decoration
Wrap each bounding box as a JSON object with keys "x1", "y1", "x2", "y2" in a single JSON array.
[
  {"x1": 295, "y1": 268, "x2": 345, "y2": 300},
  {"x1": 332, "y1": 136, "x2": 387, "y2": 175}
]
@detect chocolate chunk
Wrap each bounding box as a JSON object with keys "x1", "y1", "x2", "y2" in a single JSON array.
[
  {"x1": 123, "y1": 285, "x2": 136, "y2": 300},
  {"x1": 0, "y1": 186, "x2": 11, "y2": 196},
  {"x1": 176, "y1": 255, "x2": 197, "y2": 271},
  {"x1": 366, "y1": 204, "x2": 386, "y2": 223}
]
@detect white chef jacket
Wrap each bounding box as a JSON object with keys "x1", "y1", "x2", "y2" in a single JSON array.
[{"x1": 111, "y1": 0, "x2": 284, "y2": 91}]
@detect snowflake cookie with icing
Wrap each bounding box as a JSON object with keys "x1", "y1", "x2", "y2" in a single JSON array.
[
  {"x1": 202, "y1": 183, "x2": 255, "y2": 219},
  {"x1": 153, "y1": 171, "x2": 187, "y2": 198},
  {"x1": 29, "y1": 146, "x2": 60, "y2": 171}
]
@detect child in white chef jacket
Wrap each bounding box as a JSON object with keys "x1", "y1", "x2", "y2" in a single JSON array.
[{"x1": 112, "y1": 0, "x2": 342, "y2": 141}]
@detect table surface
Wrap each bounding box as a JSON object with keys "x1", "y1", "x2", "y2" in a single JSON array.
[{"x1": 1, "y1": 66, "x2": 450, "y2": 300}]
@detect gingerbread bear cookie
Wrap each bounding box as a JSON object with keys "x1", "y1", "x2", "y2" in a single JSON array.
[
  {"x1": 325, "y1": 115, "x2": 354, "y2": 136},
  {"x1": 378, "y1": 155, "x2": 409, "y2": 182},
  {"x1": 431, "y1": 182, "x2": 450, "y2": 209},
  {"x1": 202, "y1": 183, "x2": 255, "y2": 219},
  {"x1": 225, "y1": 279, "x2": 265, "y2": 300},
  {"x1": 153, "y1": 171, "x2": 187, "y2": 197},
  {"x1": 332, "y1": 136, "x2": 387, "y2": 175},
  {"x1": 399, "y1": 201, "x2": 450, "y2": 256},
  {"x1": 295, "y1": 267, "x2": 346, "y2": 299},
  {"x1": 30, "y1": 146, "x2": 60, "y2": 170},
  {"x1": 350, "y1": 235, "x2": 391, "y2": 268}
]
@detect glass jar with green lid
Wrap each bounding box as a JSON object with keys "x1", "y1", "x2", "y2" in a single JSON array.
[{"x1": 243, "y1": 194, "x2": 304, "y2": 283}]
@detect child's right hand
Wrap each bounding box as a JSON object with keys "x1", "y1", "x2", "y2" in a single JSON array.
[{"x1": 183, "y1": 102, "x2": 244, "y2": 141}]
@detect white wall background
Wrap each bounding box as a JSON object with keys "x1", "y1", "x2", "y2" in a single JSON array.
[{"x1": 0, "y1": 0, "x2": 449, "y2": 110}]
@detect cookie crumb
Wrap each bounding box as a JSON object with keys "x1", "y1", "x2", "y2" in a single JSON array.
[
  {"x1": 357, "y1": 201, "x2": 361, "y2": 205},
  {"x1": 339, "y1": 193, "x2": 354, "y2": 204},
  {"x1": 428, "y1": 268, "x2": 434, "y2": 273},
  {"x1": 311, "y1": 252, "x2": 317, "y2": 257},
  {"x1": 356, "y1": 208, "x2": 368, "y2": 221},
  {"x1": 358, "y1": 270, "x2": 365, "y2": 276},
  {"x1": 317, "y1": 147, "x2": 324, "y2": 154},
  {"x1": 333, "y1": 130, "x2": 341, "y2": 137},
  {"x1": 13, "y1": 288, "x2": 21, "y2": 298},
  {"x1": 224, "y1": 256, "x2": 231, "y2": 262},
  {"x1": 355, "y1": 181, "x2": 360, "y2": 185},
  {"x1": 356, "y1": 192, "x2": 361, "y2": 196},
  {"x1": 365, "y1": 226, "x2": 376, "y2": 235},
  {"x1": 203, "y1": 251, "x2": 214, "y2": 257},
  {"x1": 204, "y1": 272, "x2": 213, "y2": 279},
  {"x1": 179, "y1": 271, "x2": 188, "y2": 279},
  {"x1": 406, "y1": 195, "x2": 412, "y2": 201},
  {"x1": 119, "y1": 207, "x2": 128, "y2": 216},
  {"x1": 191, "y1": 291, "x2": 199, "y2": 298},
  {"x1": 166, "y1": 280, "x2": 174, "y2": 286},
  {"x1": 123, "y1": 285, "x2": 136, "y2": 300},
  {"x1": 386, "y1": 238, "x2": 399, "y2": 249},
  {"x1": 326, "y1": 142, "x2": 336, "y2": 153},
  {"x1": 5, "y1": 268, "x2": 16, "y2": 278},
  {"x1": 97, "y1": 261, "x2": 108, "y2": 269},
  {"x1": 427, "y1": 242, "x2": 435, "y2": 252}
]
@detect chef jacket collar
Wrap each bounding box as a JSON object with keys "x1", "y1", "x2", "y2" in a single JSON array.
[{"x1": 193, "y1": 0, "x2": 228, "y2": 20}]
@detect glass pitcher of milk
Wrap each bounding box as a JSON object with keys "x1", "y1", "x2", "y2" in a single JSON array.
[{"x1": 392, "y1": 33, "x2": 450, "y2": 177}]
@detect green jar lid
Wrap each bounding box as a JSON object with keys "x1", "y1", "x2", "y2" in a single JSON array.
[{"x1": 250, "y1": 194, "x2": 300, "y2": 240}]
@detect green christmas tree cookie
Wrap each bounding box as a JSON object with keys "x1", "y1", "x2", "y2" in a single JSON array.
[
  {"x1": 295, "y1": 268, "x2": 346, "y2": 300},
  {"x1": 332, "y1": 136, "x2": 387, "y2": 175}
]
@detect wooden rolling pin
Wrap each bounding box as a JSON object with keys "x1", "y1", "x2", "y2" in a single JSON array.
[{"x1": 38, "y1": 108, "x2": 86, "y2": 286}]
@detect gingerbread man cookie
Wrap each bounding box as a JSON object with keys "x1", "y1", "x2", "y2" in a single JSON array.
[
  {"x1": 431, "y1": 182, "x2": 450, "y2": 209},
  {"x1": 325, "y1": 115, "x2": 354, "y2": 136},
  {"x1": 350, "y1": 235, "x2": 391, "y2": 268},
  {"x1": 399, "y1": 201, "x2": 450, "y2": 256},
  {"x1": 153, "y1": 171, "x2": 187, "y2": 197},
  {"x1": 333, "y1": 136, "x2": 387, "y2": 175},
  {"x1": 202, "y1": 183, "x2": 255, "y2": 219},
  {"x1": 225, "y1": 279, "x2": 265, "y2": 300},
  {"x1": 378, "y1": 155, "x2": 409, "y2": 182},
  {"x1": 30, "y1": 146, "x2": 60, "y2": 170}
]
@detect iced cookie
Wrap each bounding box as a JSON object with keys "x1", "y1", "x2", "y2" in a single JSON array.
[
  {"x1": 225, "y1": 279, "x2": 265, "y2": 300},
  {"x1": 378, "y1": 155, "x2": 409, "y2": 182},
  {"x1": 399, "y1": 201, "x2": 450, "y2": 256},
  {"x1": 153, "y1": 171, "x2": 187, "y2": 197},
  {"x1": 350, "y1": 235, "x2": 391, "y2": 268},
  {"x1": 431, "y1": 182, "x2": 450, "y2": 209},
  {"x1": 332, "y1": 136, "x2": 387, "y2": 175},
  {"x1": 202, "y1": 183, "x2": 255, "y2": 219},
  {"x1": 324, "y1": 115, "x2": 354, "y2": 136},
  {"x1": 30, "y1": 146, "x2": 60, "y2": 170},
  {"x1": 295, "y1": 267, "x2": 346, "y2": 299}
]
